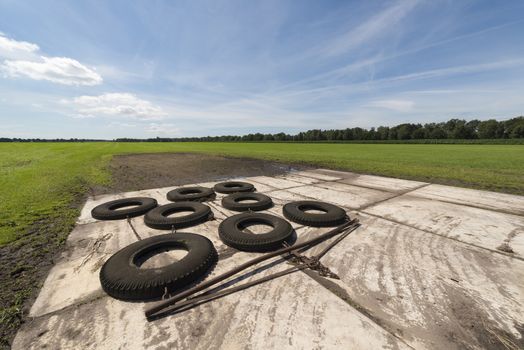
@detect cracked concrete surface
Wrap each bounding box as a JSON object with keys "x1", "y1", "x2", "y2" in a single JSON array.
[{"x1": 13, "y1": 169, "x2": 524, "y2": 349}]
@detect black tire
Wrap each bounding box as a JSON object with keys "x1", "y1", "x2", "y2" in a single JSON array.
[
  {"x1": 91, "y1": 197, "x2": 158, "y2": 220},
  {"x1": 219, "y1": 212, "x2": 294, "y2": 252},
  {"x1": 222, "y1": 192, "x2": 273, "y2": 212},
  {"x1": 144, "y1": 202, "x2": 213, "y2": 230},
  {"x1": 99, "y1": 233, "x2": 218, "y2": 300},
  {"x1": 214, "y1": 181, "x2": 255, "y2": 194},
  {"x1": 167, "y1": 186, "x2": 215, "y2": 202},
  {"x1": 283, "y1": 201, "x2": 347, "y2": 227}
]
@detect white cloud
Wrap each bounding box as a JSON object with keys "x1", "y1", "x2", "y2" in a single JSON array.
[
  {"x1": 0, "y1": 33, "x2": 39, "y2": 60},
  {"x1": 2, "y1": 56, "x2": 102, "y2": 86},
  {"x1": 70, "y1": 93, "x2": 166, "y2": 119},
  {"x1": 0, "y1": 33, "x2": 102, "y2": 85},
  {"x1": 146, "y1": 123, "x2": 180, "y2": 135},
  {"x1": 370, "y1": 99, "x2": 414, "y2": 112}
]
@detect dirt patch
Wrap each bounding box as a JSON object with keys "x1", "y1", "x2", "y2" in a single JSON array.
[
  {"x1": 93, "y1": 153, "x2": 310, "y2": 195},
  {"x1": 0, "y1": 212, "x2": 80, "y2": 349},
  {"x1": 0, "y1": 153, "x2": 304, "y2": 348}
]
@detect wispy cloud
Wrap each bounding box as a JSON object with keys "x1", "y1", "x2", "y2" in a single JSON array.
[
  {"x1": 68, "y1": 93, "x2": 166, "y2": 119},
  {"x1": 317, "y1": 0, "x2": 419, "y2": 57},
  {"x1": 369, "y1": 99, "x2": 414, "y2": 112},
  {"x1": 0, "y1": 33, "x2": 102, "y2": 86},
  {"x1": 260, "y1": 59, "x2": 524, "y2": 105},
  {"x1": 379, "y1": 59, "x2": 524, "y2": 83},
  {"x1": 146, "y1": 123, "x2": 180, "y2": 135}
]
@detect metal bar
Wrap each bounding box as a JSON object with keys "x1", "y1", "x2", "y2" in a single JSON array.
[
  {"x1": 149, "y1": 266, "x2": 304, "y2": 319},
  {"x1": 145, "y1": 218, "x2": 358, "y2": 318},
  {"x1": 146, "y1": 220, "x2": 360, "y2": 320},
  {"x1": 127, "y1": 217, "x2": 142, "y2": 241}
]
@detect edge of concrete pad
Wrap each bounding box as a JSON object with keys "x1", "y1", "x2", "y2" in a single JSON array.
[{"x1": 410, "y1": 183, "x2": 524, "y2": 217}]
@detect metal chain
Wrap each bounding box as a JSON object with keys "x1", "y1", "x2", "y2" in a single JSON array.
[{"x1": 283, "y1": 241, "x2": 340, "y2": 279}]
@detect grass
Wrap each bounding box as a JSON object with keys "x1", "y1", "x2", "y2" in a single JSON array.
[{"x1": 1, "y1": 141, "x2": 524, "y2": 245}]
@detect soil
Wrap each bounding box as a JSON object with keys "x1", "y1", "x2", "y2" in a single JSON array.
[
  {"x1": 93, "y1": 153, "x2": 310, "y2": 195},
  {"x1": 0, "y1": 153, "x2": 308, "y2": 348},
  {"x1": 0, "y1": 210, "x2": 82, "y2": 349}
]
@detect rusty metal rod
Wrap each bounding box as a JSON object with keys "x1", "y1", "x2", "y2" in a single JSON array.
[
  {"x1": 145, "y1": 218, "x2": 359, "y2": 319},
  {"x1": 149, "y1": 266, "x2": 304, "y2": 319},
  {"x1": 148, "y1": 221, "x2": 360, "y2": 319}
]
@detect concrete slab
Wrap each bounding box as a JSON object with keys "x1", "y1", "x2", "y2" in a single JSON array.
[
  {"x1": 411, "y1": 184, "x2": 524, "y2": 216},
  {"x1": 20, "y1": 207, "x2": 410, "y2": 349},
  {"x1": 29, "y1": 251, "x2": 109, "y2": 317},
  {"x1": 339, "y1": 174, "x2": 427, "y2": 193},
  {"x1": 14, "y1": 268, "x2": 409, "y2": 350},
  {"x1": 275, "y1": 173, "x2": 322, "y2": 185},
  {"x1": 29, "y1": 219, "x2": 141, "y2": 317},
  {"x1": 287, "y1": 183, "x2": 394, "y2": 209},
  {"x1": 64, "y1": 219, "x2": 135, "y2": 260},
  {"x1": 265, "y1": 189, "x2": 311, "y2": 202},
  {"x1": 17, "y1": 168, "x2": 524, "y2": 349},
  {"x1": 311, "y1": 168, "x2": 357, "y2": 179},
  {"x1": 311, "y1": 168, "x2": 428, "y2": 193},
  {"x1": 364, "y1": 195, "x2": 524, "y2": 258},
  {"x1": 49, "y1": 191, "x2": 307, "y2": 319},
  {"x1": 293, "y1": 170, "x2": 342, "y2": 181},
  {"x1": 248, "y1": 176, "x2": 305, "y2": 190},
  {"x1": 299, "y1": 214, "x2": 524, "y2": 349},
  {"x1": 242, "y1": 180, "x2": 276, "y2": 193}
]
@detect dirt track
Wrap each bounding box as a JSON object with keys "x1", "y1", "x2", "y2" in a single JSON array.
[{"x1": 93, "y1": 153, "x2": 309, "y2": 195}]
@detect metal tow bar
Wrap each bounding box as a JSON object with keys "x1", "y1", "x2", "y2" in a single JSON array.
[{"x1": 145, "y1": 218, "x2": 361, "y2": 320}]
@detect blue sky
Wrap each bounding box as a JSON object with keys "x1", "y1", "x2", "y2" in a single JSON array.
[{"x1": 1, "y1": 0, "x2": 523, "y2": 139}]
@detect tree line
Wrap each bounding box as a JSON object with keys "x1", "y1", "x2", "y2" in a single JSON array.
[
  {"x1": 0, "y1": 138, "x2": 106, "y2": 142},
  {"x1": 116, "y1": 116, "x2": 524, "y2": 142},
  {"x1": 2, "y1": 116, "x2": 523, "y2": 142}
]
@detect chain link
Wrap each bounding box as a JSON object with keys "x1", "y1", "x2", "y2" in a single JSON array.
[{"x1": 284, "y1": 243, "x2": 340, "y2": 279}]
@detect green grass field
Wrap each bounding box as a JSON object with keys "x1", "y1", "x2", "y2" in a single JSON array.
[{"x1": 1, "y1": 142, "x2": 524, "y2": 245}]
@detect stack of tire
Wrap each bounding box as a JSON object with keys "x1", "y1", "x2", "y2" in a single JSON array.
[{"x1": 91, "y1": 179, "x2": 348, "y2": 301}]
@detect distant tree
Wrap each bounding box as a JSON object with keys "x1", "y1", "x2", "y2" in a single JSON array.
[
  {"x1": 429, "y1": 127, "x2": 447, "y2": 139},
  {"x1": 366, "y1": 127, "x2": 378, "y2": 140},
  {"x1": 445, "y1": 119, "x2": 476, "y2": 139},
  {"x1": 452, "y1": 123, "x2": 468, "y2": 139},
  {"x1": 388, "y1": 127, "x2": 398, "y2": 140},
  {"x1": 507, "y1": 117, "x2": 524, "y2": 138},
  {"x1": 396, "y1": 124, "x2": 415, "y2": 140},
  {"x1": 377, "y1": 126, "x2": 389, "y2": 140},
  {"x1": 510, "y1": 124, "x2": 524, "y2": 138},
  {"x1": 412, "y1": 128, "x2": 426, "y2": 139},
  {"x1": 478, "y1": 119, "x2": 499, "y2": 138},
  {"x1": 342, "y1": 128, "x2": 354, "y2": 140},
  {"x1": 274, "y1": 132, "x2": 287, "y2": 141},
  {"x1": 352, "y1": 127, "x2": 365, "y2": 140}
]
